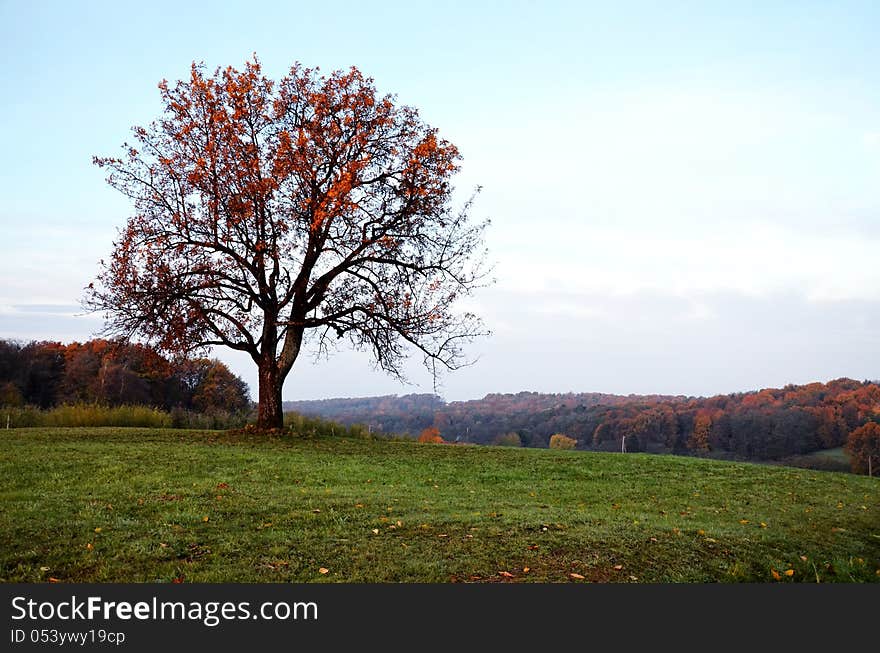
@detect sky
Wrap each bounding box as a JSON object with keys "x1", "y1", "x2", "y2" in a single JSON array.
[{"x1": 1, "y1": 0, "x2": 879, "y2": 402}]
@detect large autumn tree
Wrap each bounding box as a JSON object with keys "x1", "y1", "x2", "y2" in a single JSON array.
[{"x1": 88, "y1": 58, "x2": 489, "y2": 428}]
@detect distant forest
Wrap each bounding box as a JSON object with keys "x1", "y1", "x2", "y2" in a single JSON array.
[
  {"x1": 285, "y1": 378, "x2": 880, "y2": 461},
  {"x1": 0, "y1": 339, "x2": 251, "y2": 414}
]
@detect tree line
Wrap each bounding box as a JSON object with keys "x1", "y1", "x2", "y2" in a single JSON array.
[
  {"x1": 0, "y1": 338, "x2": 251, "y2": 414},
  {"x1": 285, "y1": 378, "x2": 880, "y2": 463}
]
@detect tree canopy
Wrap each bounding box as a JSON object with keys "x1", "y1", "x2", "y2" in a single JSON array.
[{"x1": 88, "y1": 57, "x2": 489, "y2": 428}]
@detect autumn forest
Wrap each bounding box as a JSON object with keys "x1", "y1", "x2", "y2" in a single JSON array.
[
  {"x1": 285, "y1": 378, "x2": 880, "y2": 471},
  {"x1": 0, "y1": 338, "x2": 250, "y2": 415}
]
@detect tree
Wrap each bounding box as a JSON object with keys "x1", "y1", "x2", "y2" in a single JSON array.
[
  {"x1": 688, "y1": 410, "x2": 712, "y2": 453},
  {"x1": 88, "y1": 57, "x2": 489, "y2": 428},
  {"x1": 0, "y1": 381, "x2": 23, "y2": 407},
  {"x1": 846, "y1": 422, "x2": 880, "y2": 476},
  {"x1": 19, "y1": 342, "x2": 65, "y2": 408},
  {"x1": 180, "y1": 358, "x2": 251, "y2": 413}
]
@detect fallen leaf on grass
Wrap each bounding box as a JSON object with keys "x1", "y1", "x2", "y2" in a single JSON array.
[
  {"x1": 613, "y1": 565, "x2": 623, "y2": 571},
  {"x1": 94, "y1": 527, "x2": 102, "y2": 533},
  {"x1": 371, "y1": 529, "x2": 379, "y2": 535},
  {"x1": 318, "y1": 568, "x2": 329, "y2": 575},
  {"x1": 522, "y1": 567, "x2": 530, "y2": 573},
  {"x1": 528, "y1": 545, "x2": 539, "y2": 550},
  {"x1": 739, "y1": 519, "x2": 749, "y2": 525},
  {"x1": 86, "y1": 543, "x2": 93, "y2": 551},
  {"x1": 569, "y1": 573, "x2": 585, "y2": 580},
  {"x1": 771, "y1": 570, "x2": 781, "y2": 581},
  {"x1": 784, "y1": 569, "x2": 794, "y2": 577},
  {"x1": 40, "y1": 566, "x2": 50, "y2": 572},
  {"x1": 48, "y1": 577, "x2": 60, "y2": 583},
  {"x1": 202, "y1": 516, "x2": 209, "y2": 522},
  {"x1": 498, "y1": 571, "x2": 514, "y2": 578}
]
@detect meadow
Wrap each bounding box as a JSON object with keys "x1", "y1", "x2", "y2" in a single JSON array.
[{"x1": 1, "y1": 427, "x2": 877, "y2": 582}]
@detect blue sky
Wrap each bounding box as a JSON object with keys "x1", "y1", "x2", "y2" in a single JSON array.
[{"x1": 1, "y1": 1, "x2": 878, "y2": 401}]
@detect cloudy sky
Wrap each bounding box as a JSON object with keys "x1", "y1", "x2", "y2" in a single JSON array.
[{"x1": 1, "y1": 1, "x2": 878, "y2": 401}]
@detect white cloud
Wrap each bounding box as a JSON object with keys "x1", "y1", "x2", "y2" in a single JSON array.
[
  {"x1": 455, "y1": 82, "x2": 880, "y2": 307},
  {"x1": 490, "y1": 219, "x2": 880, "y2": 302}
]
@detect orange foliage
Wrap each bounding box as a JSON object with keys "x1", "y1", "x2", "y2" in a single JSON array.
[
  {"x1": 846, "y1": 422, "x2": 880, "y2": 475},
  {"x1": 418, "y1": 427, "x2": 444, "y2": 444},
  {"x1": 688, "y1": 410, "x2": 712, "y2": 452},
  {"x1": 89, "y1": 55, "x2": 487, "y2": 429}
]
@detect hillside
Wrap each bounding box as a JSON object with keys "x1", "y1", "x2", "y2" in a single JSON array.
[
  {"x1": 1, "y1": 427, "x2": 877, "y2": 582},
  {"x1": 285, "y1": 378, "x2": 880, "y2": 463}
]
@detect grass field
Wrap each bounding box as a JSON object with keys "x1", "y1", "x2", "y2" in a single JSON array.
[
  {"x1": 779, "y1": 447, "x2": 853, "y2": 474},
  {"x1": 1, "y1": 427, "x2": 878, "y2": 583}
]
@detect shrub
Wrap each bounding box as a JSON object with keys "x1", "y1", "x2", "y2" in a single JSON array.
[
  {"x1": 418, "y1": 427, "x2": 444, "y2": 443},
  {"x1": 549, "y1": 433, "x2": 577, "y2": 450},
  {"x1": 0, "y1": 403, "x2": 250, "y2": 429},
  {"x1": 282, "y1": 411, "x2": 373, "y2": 439},
  {"x1": 493, "y1": 432, "x2": 522, "y2": 447}
]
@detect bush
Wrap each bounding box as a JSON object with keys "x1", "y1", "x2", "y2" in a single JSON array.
[
  {"x1": 418, "y1": 427, "x2": 444, "y2": 443},
  {"x1": 0, "y1": 403, "x2": 250, "y2": 429},
  {"x1": 549, "y1": 433, "x2": 577, "y2": 450},
  {"x1": 493, "y1": 432, "x2": 522, "y2": 447},
  {"x1": 283, "y1": 411, "x2": 372, "y2": 439}
]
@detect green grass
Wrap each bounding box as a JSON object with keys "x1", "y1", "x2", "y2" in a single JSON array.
[
  {"x1": 780, "y1": 447, "x2": 853, "y2": 474},
  {"x1": 1, "y1": 427, "x2": 877, "y2": 583}
]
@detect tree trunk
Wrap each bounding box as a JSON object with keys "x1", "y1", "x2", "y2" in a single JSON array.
[{"x1": 256, "y1": 363, "x2": 284, "y2": 430}]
